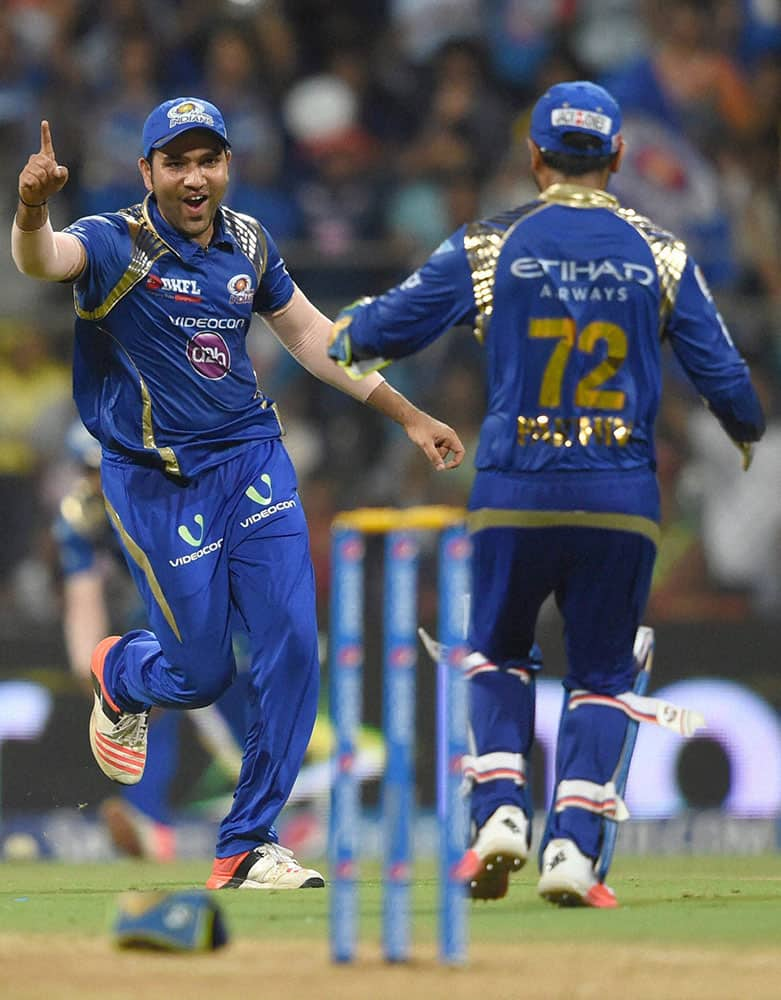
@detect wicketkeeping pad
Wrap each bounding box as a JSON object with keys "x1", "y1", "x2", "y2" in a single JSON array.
[{"x1": 113, "y1": 890, "x2": 229, "y2": 951}]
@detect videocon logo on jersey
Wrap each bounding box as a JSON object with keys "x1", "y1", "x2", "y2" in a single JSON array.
[
  {"x1": 178, "y1": 514, "x2": 205, "y2": 547},
  {"x1": 245, "y1": 473, "x2": 273, "y2": 506},
  {"x1": 240, "y1": 475, "x2": 300, "y2": 528},
  {"x1": 171, "y1": 513, "x2": 223, "y2": 567}
]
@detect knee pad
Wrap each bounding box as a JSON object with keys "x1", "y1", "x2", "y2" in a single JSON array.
[
  {"x1": 540, "y1": 627, "x2": 704, "y2": 878},
  {"x1": 541, "y1": 685, "x2": 633, "y2": 865},
  {"x1": 462, "y1": 650, "x2": 538, "y2": 827},
  {"x1": 539, "y1": 630, "x2": 655, "y2": 868}
]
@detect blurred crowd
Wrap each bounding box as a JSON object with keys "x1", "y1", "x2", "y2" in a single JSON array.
[{"x1": 0, "y1": 0, "x2": 780, "y2": 650}]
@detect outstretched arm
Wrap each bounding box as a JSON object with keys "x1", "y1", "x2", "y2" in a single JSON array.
[
  {"x1": 265, "y1": 286, "x2": 465, "y2": 471},
  {"x1": 363, "y1": 380, "x2": 465, "y2": 471},
  {"x1": 666, "y1": 260, "x2": 765, "y2": 469},
  {"x1": 266, "y1": 286, "x2": 386, "y2": 402},
  {"x1": 11, "y1": 120, "x2": 85, "y2": 281}
]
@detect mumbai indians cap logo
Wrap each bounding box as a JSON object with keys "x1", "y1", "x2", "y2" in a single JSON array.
[
  {"x1": 167, "y1": 100, "x2": 215, "y2": 128},
  {"x1": 227, "y1": 273, "x2": 255, "y2": 304},
  {"x1": 186, "y1": 332, "x2": 231, "y2": 380}
]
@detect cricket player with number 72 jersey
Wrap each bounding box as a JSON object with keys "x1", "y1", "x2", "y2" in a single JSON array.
[
  {"x1": 12, "y1": 97, "x2": 464, "y2": 891},
  {"x1": 329, "y1": 81, "x2": 765, "y2": 907}
]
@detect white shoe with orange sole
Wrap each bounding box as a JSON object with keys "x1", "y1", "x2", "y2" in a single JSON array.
[
  {"x1": 538, "y1": 837, "x2": 618, "y2": 908},
  {"x1": 455, "y1": 805, "x2": 529, "y2": 899},
  {"x1": 206, "y1": 843, "x2": 325, "y2": 890},
  {"x1": 89, "y1": 636, "x2": 149, "y2": 785}
]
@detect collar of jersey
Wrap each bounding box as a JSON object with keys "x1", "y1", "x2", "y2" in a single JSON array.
[
  {"x1": 540, "y1": 183, "x2": 619, "y2": 210},
  {"x1": 141, "y1": 193, "x2": 237, "y2": 260}
]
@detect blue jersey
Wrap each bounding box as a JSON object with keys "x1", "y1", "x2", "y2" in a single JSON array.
[
  {"x1": 65, "y1": 195, "x2": 295, "y2": 478},
  {"x1": 340, "y1": 184, "x2": 764, "y2": 487}
]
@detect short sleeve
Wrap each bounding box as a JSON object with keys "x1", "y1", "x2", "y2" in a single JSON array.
[
  {"x1": 253, "y1": 225, "x2": 295, "y2": 314},
  {"x1": 64, "y1": 214, "x2": 131, "y2": 314}
]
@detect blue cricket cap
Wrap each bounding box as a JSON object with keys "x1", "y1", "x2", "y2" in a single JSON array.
[
  {"x1": 142, "y1": 97, "x2": 230, "y2": 159},
  {"x1": 530, "y1": 81, "x2": 621, "y2": 157}
]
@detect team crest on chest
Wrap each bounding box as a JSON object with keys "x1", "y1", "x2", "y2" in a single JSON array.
[{"x1": 227, "y1": 273, "x2": 255, "y2": 304}]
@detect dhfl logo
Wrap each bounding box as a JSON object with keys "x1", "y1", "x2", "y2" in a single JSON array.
[
  {"x1": 340, "y1": 538, "x2": 364, "y2": 562},
  {"x1": 338, "y1": 751, "x2": 355, "y2": 772},
  {"x1": 146, "y1": 273, "x2": 203, "y2": 300},
  {"x1": 449, "y1": 753, "x2": 463, "y2": 775},
  {"x1": 389, "y1": 645, "x2": 415, "y2": 669},
  {"x1": 335, "y1": 861, "x2": 355, "y2": 878},
  {"x1": 338, "y1": 644, "x2": 361, "y2": 667}
]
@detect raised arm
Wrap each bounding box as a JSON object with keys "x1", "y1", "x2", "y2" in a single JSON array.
[{"x1": 12, "y1": 120, "x2": 86, "y2": 281}]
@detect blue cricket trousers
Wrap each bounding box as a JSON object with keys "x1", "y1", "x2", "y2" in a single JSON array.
[{"x1": 99, "y1": 440, "x2": 319, "y2": 857}]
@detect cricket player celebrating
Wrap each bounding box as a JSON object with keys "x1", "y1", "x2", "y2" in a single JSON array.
[
  {"x1": 329, "y1": 82, "x2": 765, "y2": 907},
  {"x1": 13, "y1": 97, "x2": 464, "y2": 890}
]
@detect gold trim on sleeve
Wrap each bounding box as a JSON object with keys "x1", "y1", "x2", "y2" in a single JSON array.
[
  {"x1": 617, "y1": 208, "x2": 688, "y2": 332},
  {"x1": 464, "y1": 204, "x2": 551, "y2": 344},
  {"x1": 74, "y1": 199, "x2": 172, "y2": 322},
  {"x1": 464, "y1": 222, "x2": 506, "y2": 344}
]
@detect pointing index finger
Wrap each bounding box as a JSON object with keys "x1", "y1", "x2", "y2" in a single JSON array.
[{"x1": 40, "y1": 120, "x2": 55, "y2": 158}]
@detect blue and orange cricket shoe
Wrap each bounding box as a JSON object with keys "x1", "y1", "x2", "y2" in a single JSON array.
[{"x1": 89, "y1": 636, "x2": 149, "y2": 785}]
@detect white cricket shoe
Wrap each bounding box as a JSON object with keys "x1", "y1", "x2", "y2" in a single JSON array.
[
  {"x1": 89, "y1": 636, "x2": 149, "y2": 785},
  {"x1": 455, "y1": 805, "x2": 529, "y2": 899},
  {"x1": 206, "y1": 842, "x2": 325, "y2": 890},
  {"x1": 538, "y1": 838, "x2": 618, "y2": 908}
]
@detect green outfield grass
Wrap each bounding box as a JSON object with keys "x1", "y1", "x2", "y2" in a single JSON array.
[{"x1": 2, "y1": 854, "x2": 781, "y2": 948}]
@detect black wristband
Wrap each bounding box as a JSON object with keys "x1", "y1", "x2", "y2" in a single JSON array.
[{"x1": 18, "y1": 195, "x2": 47, "y2": 208}]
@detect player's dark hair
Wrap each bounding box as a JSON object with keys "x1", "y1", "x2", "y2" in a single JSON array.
[{"x1": 540, "y1": 131, "x2": 616, "y2": 176}]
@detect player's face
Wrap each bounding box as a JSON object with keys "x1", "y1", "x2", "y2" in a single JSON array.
[{"x1": 138, "y1": 130, "x2": 231, "y2": 245}]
